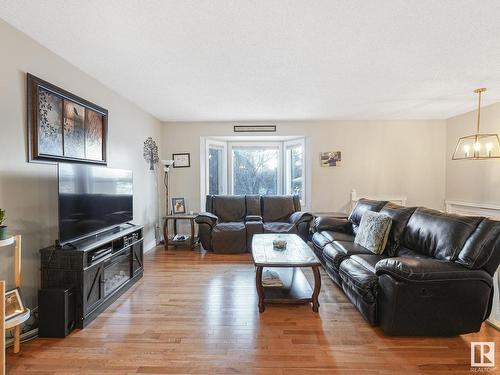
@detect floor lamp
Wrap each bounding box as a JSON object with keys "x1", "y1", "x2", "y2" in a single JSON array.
[{"x1": 161, "y1": 159, "x2": 174, "y2": 216}]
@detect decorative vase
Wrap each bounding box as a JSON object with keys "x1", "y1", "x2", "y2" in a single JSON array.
[{"x1": 0, "y1": 225, "x2": 8, "y2": 240}]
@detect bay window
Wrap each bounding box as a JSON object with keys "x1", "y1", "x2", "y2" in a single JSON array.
[{"x1": 202, "y1": 137, "x2": 307, "y2": 208}]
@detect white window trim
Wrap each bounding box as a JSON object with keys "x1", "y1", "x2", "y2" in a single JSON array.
[
  {"x1": 228, "y1": 141, "x2": 283, "y2": 195},
  {"x1": 205, "y1": 139, "x2": 227, "y2": 196},
  {"x1": 284, "y1": 138, "x2": 306, "y2": 205},
  {"x1": 200, "y1": 136, "x2": 310, "y2": 211}
]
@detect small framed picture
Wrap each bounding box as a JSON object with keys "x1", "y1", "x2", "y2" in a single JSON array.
[
  {"x1": 173, "y1": 153, "x2": 190, "y2": 168},
  {"x1": 5, "y1": 288, "x2": 25, "y2": 321},
  {"x1": 320, "y1": 151, "x2": 342, "y2": 167},
  {"x1": 172, "y1": 198, "x2": 186, "y2": 214}
]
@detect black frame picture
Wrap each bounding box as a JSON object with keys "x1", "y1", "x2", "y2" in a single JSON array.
[
  {"x1": 27, "y1": 73, "x2": 108, "y2": 165},
  {"x1": 5, "y1": 287, "x2": 25, "y2": 321},
  {"x1": 172, "y1": 198, "x2": 186, "y2": 214},
  {"x1": 172, "y1": 153, "x2": 191, "y2": 168}
]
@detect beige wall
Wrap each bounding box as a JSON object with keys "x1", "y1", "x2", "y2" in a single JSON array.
[
  {"x1": 161, "y1": 120, "x2": 447, "y2": 214},
  {"x1": 0, "y1": 19, "x2": 162, "y2": 307},
  {"x1": 446, "y1": 102, "x2": 500, "y2": 203}
]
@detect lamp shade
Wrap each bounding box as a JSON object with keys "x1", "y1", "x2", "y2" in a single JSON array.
[{"x1": 452, "y1": 133, "x2": 500, "y2": 160}]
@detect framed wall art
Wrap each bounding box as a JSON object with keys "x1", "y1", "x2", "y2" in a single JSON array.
[
  {"x1": 27, "y1": 73, "x2": 108, "y2": 164},
  {"x1": 320, "y1": 151, "x2": 342, "y2": 167},
  {"x1": 173, "y1": 153, "x2": 190, "y2": 168}
]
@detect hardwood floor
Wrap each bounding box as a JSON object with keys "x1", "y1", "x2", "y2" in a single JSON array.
[{"x1": 7, "y1": 247, "x2": 499, "y2": 374}]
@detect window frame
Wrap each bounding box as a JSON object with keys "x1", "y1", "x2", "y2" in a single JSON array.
[
  {"x1": 284, "y1": 138, "x2": 306, "y2": 205},
  {"x1": 200, "y1": 136, "x2": 309, "y2": 211},
  {"x1": 228, "y1": 141, "x2": 283, "y2": 196},
  {"x1": 205, "y1": 139, "x2": 227, "y2": 196}
]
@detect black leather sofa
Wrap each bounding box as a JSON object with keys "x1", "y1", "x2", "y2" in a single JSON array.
[
  {"x1": 196, "y1": 195, "x2": 312, "y2": 253},
  {"x1": 312, "y1": 199, "x2": 500, "y2": 336}
]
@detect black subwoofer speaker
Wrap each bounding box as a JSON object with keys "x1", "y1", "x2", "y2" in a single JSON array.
[{"x1": 38, "y1": 287, "x2": 75, "y2": 338}]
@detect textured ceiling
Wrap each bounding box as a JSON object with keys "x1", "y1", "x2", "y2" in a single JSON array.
[{"x1": 1, "y1": 0, "x2": 500, "y2": 121}]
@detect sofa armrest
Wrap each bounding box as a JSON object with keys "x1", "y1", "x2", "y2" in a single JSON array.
[
  {"x1": 195, "y1": 212, "x2": 218, "y2": 228},
  {"x1": 245, "y1": 215, "x2": 263, "y2": 222},
  {"x1": 375, "y1": 257, "x2": 492, "y2": 285},
  {"x1": 289, "y1": 211, "x2": 313, "y2": 225},
  {"x1": 313, "y1": 217, "x2": 351, "y2": 233}
]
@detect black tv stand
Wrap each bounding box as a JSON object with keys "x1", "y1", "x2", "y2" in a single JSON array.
[{"x1": 40, "y1": 224, "x2": 144, "y2": 329}]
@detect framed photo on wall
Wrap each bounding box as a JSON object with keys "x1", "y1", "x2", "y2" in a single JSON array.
[
  {"x1": 320, "y1": 151, "x2": 342, "y2": 167},
  {"x1": 172, "y1": 198, "x2": 186, "y2": 214},
  {"x1": 27, "y1": 73, "x2": 108, "y2": 165},
  {"x1": 5, "y1": 288, "x2": 25, "y2": 321},
  {"x1": 172, "y1": 153, "x2": 190, "y2": 168}
]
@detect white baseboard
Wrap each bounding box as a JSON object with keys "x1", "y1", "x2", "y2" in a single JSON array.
[{"x1": 144, "y1": 240, "x2": 158, "y2": 253}]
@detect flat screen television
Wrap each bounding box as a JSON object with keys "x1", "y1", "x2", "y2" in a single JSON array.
[{"x1": 58, "y1": 163, "x2": 133, "y2": 245}]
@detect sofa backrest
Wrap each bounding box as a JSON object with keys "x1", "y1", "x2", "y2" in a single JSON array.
[
  {"x1": 457, "y1": 218, "x2": 500, "y2": 275},
  {"x1": 245, "y1": 195, "x2": 262, "y2": 216},
  {"x1": 207, "y1": 195, "x2": 247, "y2": 222},
  {"x1": 206, "y1": 194, "x2": 301, "y2": 222},
  {"x1": 402, "y1": 208, "x2": 482, "y2": 261},
  {"x1": 261, "y1": 195, "x2": 299, "y2": 222},
  {"x1": 379, "y1": 203, "x2": 417, "y2": 256},
  {"x1": 348, "y1": 199, "x2": 387, "y2": 234}
]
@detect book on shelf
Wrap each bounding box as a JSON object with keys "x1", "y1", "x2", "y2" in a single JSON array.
[{"x1": 262, "y1": 269, "x2": 283, "y2": 287}]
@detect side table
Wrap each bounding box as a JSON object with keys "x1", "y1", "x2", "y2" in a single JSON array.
[{"x1": 163, "y1": 214, "x2": 199, "y2": 250}]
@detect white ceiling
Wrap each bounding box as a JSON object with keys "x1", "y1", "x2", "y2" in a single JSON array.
[{"x1": 2, "y1": 0, "x2": 500, "y2": 122}]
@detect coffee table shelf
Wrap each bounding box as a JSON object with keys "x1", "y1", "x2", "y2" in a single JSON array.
[{"x1": 261, "y1": 267, "x2": 313, "y2": 303}]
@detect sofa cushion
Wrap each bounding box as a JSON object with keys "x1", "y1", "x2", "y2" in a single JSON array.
[
  {"x1": 457, "y1": 218, "x2": 500, "y2": 273},
  {"x1": 379, "y1": 203, "x2": 417, "y2": 256},
  {"x1": 354, "y1": 211, "x2": 392, "y2": 254},
  {"x1": 263, "y1": 222, "x2": 297, "y2": 234},
  {"x1": 212, "y1": 221, "x2": 246, "y2": 253},
  {"x1": 339, "y1": 256, "x2": 379, "y2": 303},
  {"x1": 262, "y1": 196, "x2": 296, "y2": 222},
  {"x1": 402, "y1": 208, "x2": 482, "y2": 261},
  {"x1": 349, "y1": 254, "x2": 387, "y2": 273},
  {"x1": 323, "y1": 241, "x2": 372, "y2": 270},
  {"x1": 212, "y1": 195, "x2": 246, "y2": 222},
  {"x1": 397, "y1": 246, "x2": 433, "y2": 260},
  {"x1": 348, "y1": 199, "x2": 388, "y2": 234}
]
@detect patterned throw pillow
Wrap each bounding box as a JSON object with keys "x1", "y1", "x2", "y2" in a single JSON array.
[{"x1": 354, "y1": 211, "x2": 393, "y2": 254}]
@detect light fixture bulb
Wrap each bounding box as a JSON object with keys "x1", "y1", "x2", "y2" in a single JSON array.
[
  {"x1": 486, "y1": 142, "x2": 494, "y2": 151},
  {"x1": 474, "y1": 142, "x2": 481, "y2": 152},
  {"x1": 463, "y1": 144, "x2": 470, "y2": 153}
]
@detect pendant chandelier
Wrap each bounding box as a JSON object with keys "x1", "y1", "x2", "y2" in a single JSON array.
[{"x1": 452, "y1": 88, "x2": 500, "y2": 160}]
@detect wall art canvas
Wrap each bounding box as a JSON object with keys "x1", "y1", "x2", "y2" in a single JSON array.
[
  {"x1": 85, "y1": 109, "x2": 104, "y2": 160},
  {"x1": 37, "y1": 88, "x2": 63, "y2": 156},
  {"x1": 63, "y1": 100, "x2": 85, "y2": 158},
  {"x1": 320, "y1": 151, "x2": 342, "y2": 167},
  {"x1": 28, "y1": 73, "x2": 108, "y2": 164}
]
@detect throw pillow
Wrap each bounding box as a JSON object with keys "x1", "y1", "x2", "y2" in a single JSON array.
[{"x1": 354, "y1": 211, "x2": 393, "y2": 254}]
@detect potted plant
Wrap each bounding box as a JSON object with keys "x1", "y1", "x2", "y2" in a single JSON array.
[{"x1": 0, "y1": 208, "x2": 7, "y2": 240}]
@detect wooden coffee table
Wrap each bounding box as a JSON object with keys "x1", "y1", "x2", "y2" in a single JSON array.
[{"x1": 251, "y1": 234, "x2": 322, "y2": 313}]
